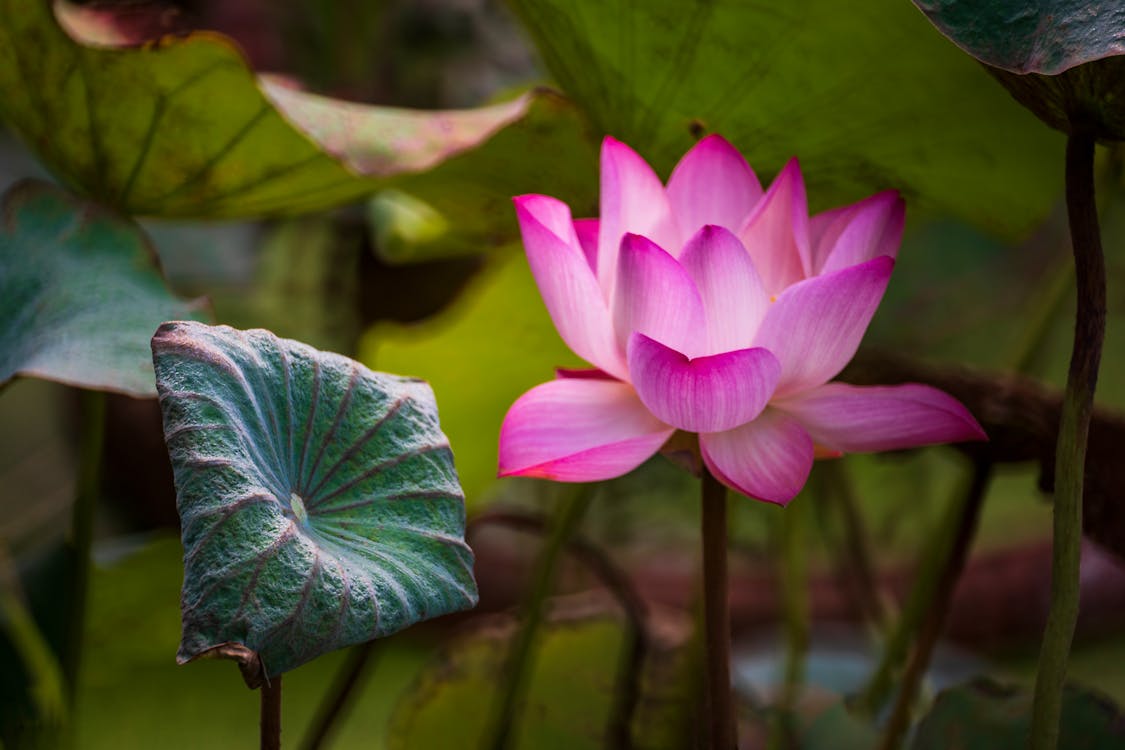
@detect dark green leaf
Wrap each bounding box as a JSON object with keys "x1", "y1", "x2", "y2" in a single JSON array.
[
  {"x1": 910, "y1": 679, "x2": 1125, "y2": 750},
  {"x1": 0, "y1": 0, "x2": 593, "y2": 227},
  {"x1": 912, "y1": 1, "x2": 1125, "y2": 75},
  {"x1": 509, "y1": 0, "x2": 1063, "y2": 237},
  {"x1": 151, "y1": 321, "x2": 477, "y2": 678},
  {"x1": 0, "y1": 180, "x2": 204, "y2": 396}
]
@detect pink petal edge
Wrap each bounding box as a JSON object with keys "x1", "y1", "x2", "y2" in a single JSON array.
[
  {"x1": 738, "y1": 158, "x2": 811, "y2": 295},
  {"x1": 700, "y1": 408, "x2": 815, "y2": 505},
  {"x1": 614, "y1": 233, "x2": 706, "y2": 357},
  {"x1": 666, "y1": 134, "x2": 763, "y2": 240}
]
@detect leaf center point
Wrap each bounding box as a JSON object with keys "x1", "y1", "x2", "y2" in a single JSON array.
[{"x1": 287, "y1": 492, "x2": 309, "y2": 525}]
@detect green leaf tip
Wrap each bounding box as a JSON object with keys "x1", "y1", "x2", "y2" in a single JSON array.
[
  {"x1": 0, "y1": 179, "x2": 205, "y2": 396},
  {"x1": 151, "y1": 321, "x2": 478, "y2": 679}
]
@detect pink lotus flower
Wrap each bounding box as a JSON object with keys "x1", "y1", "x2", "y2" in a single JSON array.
[{"x1": 498, "y1": 135, "x2": 985, "y2": 504}]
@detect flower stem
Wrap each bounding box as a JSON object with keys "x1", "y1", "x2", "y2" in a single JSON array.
[
  {"x1": 62, "y1": 390, "x2": 105, "y2": 706},
  {"x1": 876, "y1": 459, "x2": 992, "y2": 750},
  {"x1": 1030, "y1": 131, "x2": 1105, "y2": 750},
  {"x1": 299, "y1": 641, "x2": 378, "y2": 750},
  {"x1": 485, "y1": 484, "x2": 593, "y2": 750},
  {"x1": 769, "y1": 495, "x2": 809, "y2": 750},
  {"x1": 701, "y1": 466, "x2": 735, "y2": 749},
  {"x1": 261, "y1": 675, "x2": 282, "y2": 750}
]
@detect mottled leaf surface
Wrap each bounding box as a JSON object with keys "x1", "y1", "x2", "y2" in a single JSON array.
[
  {"x1": 0, "y1": 0, "x2": 587, "y2": 223},
  {"x1": 152, "y1": 321, "x2": 477, "y2": 677},
  {"x1": 510, "y1": 0, "x2": 1062, "y2": 237},
  {"x1": 913, "y1": 1, "x2": 1125, "y2": 74},
  {"x1": 911, "y1": 680, "x2": 1125, "y2": 749},
  {"x1": 0, "y1": 180, "x2": 204, "y2": 396}
]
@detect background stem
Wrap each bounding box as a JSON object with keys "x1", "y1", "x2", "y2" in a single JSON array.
[
  {"x1": 1030, "y1": 131, "x2": 1105, "y2": 750},
  {"x1": 484, "y1": 484, "x2": 593, "y2": 750},
  {"x1": 261, "y1": 675, "x2": 282, "y2": 750},
  {"x1": 61, "y1": 390, "x2": 105, "y2": 707},
  {"x1": 701, "y1": 467, "x2": 734, "y2": 749},
  {"x1": 299, "y1": 641, "x2": 378, "y2": 750}
]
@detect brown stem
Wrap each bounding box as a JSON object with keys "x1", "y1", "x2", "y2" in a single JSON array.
[
  {"x1": 261, "y1": 674, "x2": 282, "y2": 750},
  {"x1": 701, "y1": 467, "x2": 734, "y2": 749},
  {"x1": 877, "y1": 459, "x2": 993, "y2": 750},
  {"x1": 299, "y1": 641, "x2": 377, "y2": 750}
]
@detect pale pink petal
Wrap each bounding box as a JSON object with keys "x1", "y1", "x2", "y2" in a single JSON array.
[
  {"x1": 574, "y1": 218, "x2": 599, "y2": 271},
  {"x1": 773, "y1": 382, "x2": 986, "y2": 453},
  {"x1": 515, "y1": 195, "x2": 628, "y2": 379},
  {"x1": 816, "y1": 191, "x2": 904, "y2": 275},
  {"x1": 627, "y1": 332, "x2": 780, "y2": 433},
  {"x1": 498, "y1": 378, "x2": 674, "y2": 481},
  {"x1": 679, "y1": 225, "x2": 770, "y2": 355},
  {"x1": 666, "y1": 134, "x2": 763, "y2": 239},
  {"x1": 700, "y1": 408, "x2": 814, "y2": 505},
  {"x1": 738, "y1": 158, "x2": 811, "y2": 295},
  {"x1": 614, "y1": 233, "x2": 706, "y2": 356},
  {"x1": 754, "y1": 256, "x2": 894, "y2": 396},
  {"x1": 598, "y1": 137, "x2": 679, "y2": 298}
]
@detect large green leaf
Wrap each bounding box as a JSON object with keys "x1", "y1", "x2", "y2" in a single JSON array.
[
  {"x1": 0, "y1": 0, "x2": 595, "y2": 227},
  {"x1": 151, "y1": 321, "x2": 477, "y2": 678},
  {"x1": 509, "y1": 0, "x2": 1063, "y2": 237},
  {"x1": 910, "y1": 680, "x2": 1125, "y2": 750},
  {"x1": 0, "y1": 180, "x2": 204, "y2": 396},
  {"x1": 912, "y1": 1, "x2": 1125, "y2": 75}
]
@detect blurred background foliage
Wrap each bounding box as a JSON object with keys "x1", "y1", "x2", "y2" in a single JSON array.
[{"x1": 2, "y1": 0, "x2": 1125, "y2": 747}]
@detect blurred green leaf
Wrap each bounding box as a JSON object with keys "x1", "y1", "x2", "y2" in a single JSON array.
[
  {"x1": 0, "y1": 0, "x2": 594, "y2": 230},
  {"x1": 362, "y1": 250, "x2": 582, "y2": 507},
  {"x1": 0, "y1": 180, "x2": 204, "y2": 397},
  {"x1": 802, "y1": 702, "x2": 879, "y2": 750},
  {"x1": 151, "y1": 321, "x2": 477, "y2": 678},
  {"x1": 509, "y1": 0, "x2": 1063, "y2": 237},
  {"x1": 912, "y1": 1, "x2": 1125, "y2": 75},
  {"x1": 910, "y1": 679, "x2": 1125, "y2": 750}
]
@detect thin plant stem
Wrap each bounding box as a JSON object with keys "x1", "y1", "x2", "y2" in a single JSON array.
[
  {"x1": 471, "y1": 509, "x2": 647, "y2": 749},
  {"x1": 484, "y1": 484, "x2": 593, "y2": 750},
  {"x1": 876, "y1": 459, "x2": 993, "y2": 750},
  {"x1": 857, "y1": 459, "x2": 988, "y2": 718},
  {"x1": 261, "y1": 675, "x2": 283, "y2": 750},
  {"x1": 299, "y1": 641, "x2": 378, "y2": 750},
  {"x1": 62, "y1": 390, "x2": 105, "y2": 706},
  {"x1": 1030, "y1": 131, "x2": 1105, "y2": 750},
  {"x1": 701, "y1": 466, "x2": 735, "y2": 750}
]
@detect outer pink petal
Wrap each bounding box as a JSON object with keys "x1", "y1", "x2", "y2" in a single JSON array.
[
  {"x1": 498, "y1": 378, "x2": 674, "y2": 481},
  {"x1": 666, "y1": 134, "x2": 763, "y2": 239},
  {"x1": 614, "y1": 233, "x2": 706, "y2": 356},
  {"x1": 574, "y1": 218, "x2": 599, "y2": 272},
  {"x1": 679, "y1": 225, "x2": 770, "y2": 355},
  {"x1": 815, "y1": 191, "x2": 904, "y2": 275},
  {"x1": 514, "y1": 195, "x2": 628, "y2": 379},
  {"x1": 598, "y1": 137, "x2": 679, "y2": 298},
  {"x1": 627, "y1": 332, "x2": 780, "y2": 433},
  {"x1": 737, "y1": 158, "x2": 811, "y2": 295},
  {"x1": 754, "y1": 256, "x2": 894, "y2": 396},
  {"x1": 700, "y1": 408, "x2": 814, "y2": 505},
  {"x1": 773, "y1": 382, "x2": 987, "y2": 453}
]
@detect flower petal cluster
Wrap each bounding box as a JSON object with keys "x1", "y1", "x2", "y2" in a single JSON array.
[{"x1": 498, "y1": 135, "x2": 985, "y2": 504}]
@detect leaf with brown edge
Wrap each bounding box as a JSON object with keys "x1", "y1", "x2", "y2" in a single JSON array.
[{"x1": 152, "y1": 321, "x2": 477, "y2": 679}]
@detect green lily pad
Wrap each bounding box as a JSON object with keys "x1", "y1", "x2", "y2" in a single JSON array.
[
  {"x1": 0, "y1": 180, "x2": 204, "y2": 396},
  {"x1": 0, "y1": 0, "x2": 594, "y2": 228},
  {"x1": 151, "y1": 321, "x2": 477, "y2": 679},
  {"x1": 910, "y1": 679, "x2": 1125, "y2": 750},
  {"x1": 509, "y1": 0, "x2": 1062, "y2": 237},
  {"x1": 912, "y1": 1, "x2": 1125, "y2": 75}
]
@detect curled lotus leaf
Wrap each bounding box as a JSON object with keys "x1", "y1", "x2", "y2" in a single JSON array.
[
  {"x1": 912, "y1": 0, "x2": 1125, "y2": 75},
  {"x1": 0, "y1": 0, "x2": 562, "y2": 220},
  {"x1": 0, "y1": 180, "x2": 205, "y2": 396},
  {"x1": 151, "y1": 321, "x2": 477, "y2": 678}
]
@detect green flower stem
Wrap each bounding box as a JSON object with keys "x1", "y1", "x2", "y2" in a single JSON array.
[
  {"x1": 1031, "y1": 131, "x2": 1105, "y2": 750},
  {"x1": 701, "y1": 466, "x2": 735, "y2": 750},
  {"x1": 485, "y1": 484, "x2": 593, "y2": 750},
  {"x1": 261, "y1": 675, "x2": 282, "y2": 750},
  {"x1": 299, "y1": 641, "x2": 378, "y2": 750},
  {"x1": 876, "y1": 459, "x2": 993, "y2": 750},
  {"x1": 769, "y1": 496, "x2": 809, "y2": 750},
  {"x1": 857, "y1": 459, "x2": 990, "y2": 718},
  {"x1": 62, "y1": 390, "x2": 105, "y2": 705}
]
